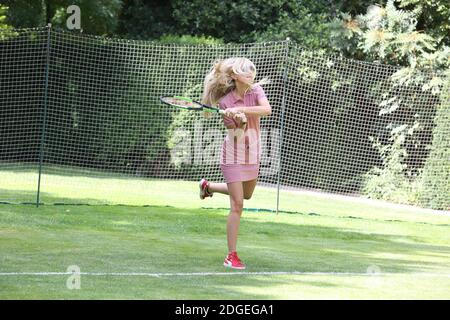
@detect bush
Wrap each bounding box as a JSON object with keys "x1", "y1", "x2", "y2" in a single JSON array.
[
  {"x1": 362, "y1": 135, "x2": 421, "y2": 204},
  {"x1": 158, "y1": 34, "x2": 223, "y2": 45},
  {"x1": 418, "y1": 79, "x2": 450, "y2": 210}
]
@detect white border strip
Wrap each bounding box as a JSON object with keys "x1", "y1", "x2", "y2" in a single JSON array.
[{"x1": 1, "y1": 271, "x2": 449, "y2": 277}]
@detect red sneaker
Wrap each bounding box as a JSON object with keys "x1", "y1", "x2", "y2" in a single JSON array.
[
  {"x1": 199, "y1": 178, "x2": 213, "y2": 200},
  {"x1": 223, "y1": 251, "x2": 246, "y2": 270}
]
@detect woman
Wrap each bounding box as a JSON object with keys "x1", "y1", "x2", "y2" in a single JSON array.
[{"x1": 199, "y1": 57, "x2": 271, "y2": 270}]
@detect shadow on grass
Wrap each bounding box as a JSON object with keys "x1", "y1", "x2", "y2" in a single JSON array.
[
  {"x1": 0, "y1": 189, "x2": 115, "y2": 205},
  {"x1": 0, "y1": 189, "x2": 39, "y2": 204},
  {"x1": 0, "y1": 165, "x2": 163, "y2": 181}
]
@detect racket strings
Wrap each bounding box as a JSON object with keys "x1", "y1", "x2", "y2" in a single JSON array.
[{"x1": 162, "y1": 97, "x2": 201, "y2": 109}]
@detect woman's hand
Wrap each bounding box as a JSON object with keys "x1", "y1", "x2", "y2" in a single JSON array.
[
  {"x1": 233, "y1": 112, "x2": 247, "y2": 125},
  {"x1": 224, "y1": 107, "x2": 241, "y2": 118}
]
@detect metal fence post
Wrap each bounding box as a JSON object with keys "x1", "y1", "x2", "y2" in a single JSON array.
[
  {"x1": 36, "y1": 24, "x2": 52, "y2": 207},
  {"x1": 276, "y1": 39, "x2": 290, "y2": 215}
]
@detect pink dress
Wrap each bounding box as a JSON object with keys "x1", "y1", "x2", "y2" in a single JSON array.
[{"x1": 218, "y1": 85, "x2": 267, "y2": 183}]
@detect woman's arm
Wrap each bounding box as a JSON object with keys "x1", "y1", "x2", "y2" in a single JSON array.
[{"x1": 224, "y1": 98, "x2": 272, "y2": 117}]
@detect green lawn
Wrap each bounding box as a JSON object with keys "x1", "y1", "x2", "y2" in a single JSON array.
[{"x1": 0, "y1": 167, "x2": 449, "y2": 299}]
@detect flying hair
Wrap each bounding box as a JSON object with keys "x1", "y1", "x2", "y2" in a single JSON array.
[{"x1": 201, "y1": 57, "x2": 269, "y2": 107}]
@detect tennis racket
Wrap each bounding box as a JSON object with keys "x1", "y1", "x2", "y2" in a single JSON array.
[{"x1": 160, "y1": 96, "x2": 225, "y2": 114}]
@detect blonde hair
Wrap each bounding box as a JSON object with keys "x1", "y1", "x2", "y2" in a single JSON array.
[{"x1": 201, "y1": 57, "x2": 268, "y2": 106}]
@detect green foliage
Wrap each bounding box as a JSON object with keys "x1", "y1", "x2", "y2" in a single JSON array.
[
  {"x1": 362, "y1": 136, "x2": 420, "y2": 204},
  {"x1": 397, "y1": 0, "x2": 450, "y2": 47},
  {"x1": 251, "y1": 2, "x2": 332, "y2": 50},
  {"x1": 53, "y1": 0, "x2": 123, "y2": 35},
  {"x1": 117, "y1": 0, "x2": 284, "y2": 42},
  {"x1": 2, "y1": 0, "x2": 45, "y2": 28},
  {"x1": 2, "y1": 1, "x2": 447, "y2": 209},
  {"x1": 160, "y1": 35, "x2": 224, "y2": 176},
  {"x1": 330, "y1": 0, "x2": 450, "y2": 66},
  {"x1": 158, "y1": 34, "x2": 223, "y2": 46},
  {"x1": 332, "y1": 0, "x2": 449, "y2": 207},
  {"x1": 0, "y1": 4, "x2": 17, "y2": 40},
  {"x1": 116, "y1": 0, "x2": 173, "y2": 39},
  {"x1": 0, "y1": 5, "x2": 8, "y2": 28},
  {"x1": 279, "y1": 48, "x2": 381, "y2": 193},
  {"x1": 3, "y1": 0, "x2": 448, "y2": 49},
  {"x1": 170, "y1": 0, "x2": 283, "y2": 43},
  {"x1": 46, "y1": 32, "x2": 224, "y2": 177},
  {"x1": 117, "y1": 0, "x2": 339, "y2": 46},
  {"x1": 419, "y1": 79, "x2": 450, "y2": 210},
  {"x1": 3, "y1": 0, "x2": 122, "y2": 35}
]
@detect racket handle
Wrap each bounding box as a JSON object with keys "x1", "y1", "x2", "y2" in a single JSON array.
[{"x1": 219, "y1": 109, "x2": 247, "y2": 124}]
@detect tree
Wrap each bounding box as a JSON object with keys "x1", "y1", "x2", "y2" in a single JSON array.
[
  {"x1": 116, "y1": 0, "x2": 173, "y2": 40},
  {"x1": 331, "y1": 0, "x2": 449, "y2": 207},
  {"x1": 398, "y1": 0, "x2": 450, "y2": 47},
  {"x1": 250, "y1": 1, "x2": 332, "y2": 49},
  {"x1": 2, "y1": 0, "x2": 45, "y2": 28},
  {"x1": 3, "y1": 0, "x2": 123, "y2": 35},
  {"x1": 330, "y1": 0, "x2": 450, "y2": 59},
  {"x1": 116, "y1": 0, "x2": 357, "y2": 46},
  {"x1": 117, "y1": 0, "x2": 288, "y2": 43}
]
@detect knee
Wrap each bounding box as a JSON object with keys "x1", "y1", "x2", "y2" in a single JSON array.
[{"x1": 230, "y1": 200, "x2": 243, "y2": 214}]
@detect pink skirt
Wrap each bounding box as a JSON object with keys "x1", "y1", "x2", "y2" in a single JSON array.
[{"x1": 220, "y1": 164, "x2": 260, "y2": 183}]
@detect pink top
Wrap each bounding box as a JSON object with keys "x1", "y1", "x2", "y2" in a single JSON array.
[{"x1": 218, "y1": 85, "x2": 267, "y2": 165}]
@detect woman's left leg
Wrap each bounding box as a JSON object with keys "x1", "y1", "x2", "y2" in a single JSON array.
[
  {"x1": 226, "y1": 181, "x2": 244, "y2": 253},
  {"x1": 208, "y1": 182, "x2": 229, "y2": 195},
  {"x1": 202, "y1": 177, "x2": 257, "y2": 198}
]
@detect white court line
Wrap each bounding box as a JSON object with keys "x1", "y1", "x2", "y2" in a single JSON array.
[{"x1": 0, "y1": 271, "x2": 449, "y2": 277}]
